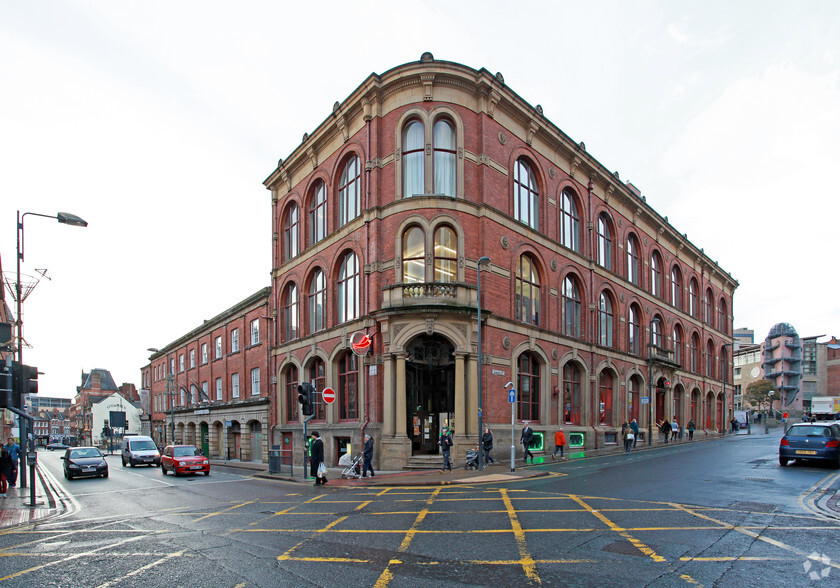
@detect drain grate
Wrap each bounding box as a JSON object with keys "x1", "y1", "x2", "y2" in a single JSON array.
[
  {"x1": 729, "y1": 501, "x2": 779, "y2": 513},
  {"x1": 744, "y1": 477, "x2": 774, "y2": 483}
]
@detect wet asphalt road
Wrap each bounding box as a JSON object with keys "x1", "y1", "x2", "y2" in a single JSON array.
[{"x1": 0, "y1": 433, "x2": 838, "y2": 587}]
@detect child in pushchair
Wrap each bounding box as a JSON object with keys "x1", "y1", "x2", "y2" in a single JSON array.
[
  {"x1": 339, "y1": 452, "x2": 364, "y2": 479},
  {"x1": 464, "y1": 446, "x2": 480, "y2": 470}
]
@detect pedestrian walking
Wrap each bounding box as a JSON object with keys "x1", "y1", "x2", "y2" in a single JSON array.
[
  {"x1": 551, "y1": 428, "x2": 566, "y2": 459},
  {"x1": 630, "y1": 419, "x2": 640, "y2": 447},
  {"x1": 439, "y1": 427, "x2": 453, "y2": 472},
  {"x1": 5, "y1": 437, "x2": 19, "y2": 488},
  {"x1": 481, "y1": 428, "x2": 495, "y2": 465},
  {"x1": 622, "y1": 425, "x2": 635, "y2": 454},
  {"x1": 309, "y1": 431, "x2": 327, "y2": 486},
  {"x1": 687, "y1": 419, "x2": 695, "y2": 441},
  {"x1": 671, "y1": 418, "x2": 680, "y2": 442},
  {"x1": 0, "y1": 446, "x2": 12, "y2": 497},
  {"x1": 520, "y1": 423, "x2": 534, "y2": 463},
  {"x1": 362, "y1": 434, "x2": 375, "y2": 478},
  {"x1": 660, "y1": 419, "x2": 672, "y2": 443}
]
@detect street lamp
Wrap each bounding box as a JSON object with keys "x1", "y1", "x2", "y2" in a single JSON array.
[
  {"x1": 476, "y1": 256, "x2": 490, "y2": 469},
  {"x1": 148, "y1": 347, "x2": 175, "y2": 445},
  {"x1": 647, "y1": 317, "x2": 661, "y2": 446},
  {"x1": 721, "y1": 342, "x2": 733, "y2": 434},
  {"x1": 15, "y1": 210, "x2": 87, "y2": 490}
]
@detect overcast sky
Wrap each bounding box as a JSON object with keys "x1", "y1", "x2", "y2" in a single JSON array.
[{"x1": 1, "y1": 1, "x2": 838, "y2": 399}]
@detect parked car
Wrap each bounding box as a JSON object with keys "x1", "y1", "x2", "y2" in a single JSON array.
[
  {"x1": 46, "y1": 442, "x2": 69, "y2": 451},
  {"x1": 121, "y1": 435, "x2": 161, "y2": 467},
  {"x1": 62, "y1": 446, "x2": 109, "y2": 479},
  {"x1": 779, "y1": 422, "x2": 840, "y2": 467},
  {"x1": 161, "y1": 445, "x2": 210, "y2": 476}
]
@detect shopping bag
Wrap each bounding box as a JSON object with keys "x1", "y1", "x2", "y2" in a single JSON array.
[{"x1": 317, "y1": 462, "x2": 327, "y2": 479}]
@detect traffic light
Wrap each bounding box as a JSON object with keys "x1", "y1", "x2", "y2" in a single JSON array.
[
  {"x1": 297, "y1": 383, "x2": 314, "y2": 416},
  {"x1": 0, "y1": 359, "x2": 11, "y2": 409},
  {"x1": 9, "y1": 362, "x2": 38, "y2": 409}
]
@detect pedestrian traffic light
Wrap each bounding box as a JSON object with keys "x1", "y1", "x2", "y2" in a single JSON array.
[
  {"x1": 0, "y1": 359, "x2": 12, "y2": 409},
  {"x1": 298, "y1": 383, "x2": 314, "y2": 416}
]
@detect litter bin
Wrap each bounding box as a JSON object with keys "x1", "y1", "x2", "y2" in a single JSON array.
[{"x1": 269, "y1": 445, "x2": 283, "y2": 474}]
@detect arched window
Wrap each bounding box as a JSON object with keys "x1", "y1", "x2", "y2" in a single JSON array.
[
  {"x1": 719, "y1": 345, "x2": 728, "y2": 380},
  {"x1": 283, "y1": 283, "x2": 298, "y2": 342},
  {"x1": 513, "y1": 158, "x2": 539, "y2": 229},
  {"x1": 628, "y1": 304, "x2": 641, "y2": 355},
  {"x1": 433, "y1": 226, "x2": 457, "y2": 283},
  {"x1": 402, "y1": 120, "x2": 425, "y2": 197},
  {"x1": 433, "y1": 119, "x2": 456, "y2": 196},
  {"x1": 596, "y1": 213, "x2": 612, "y2": 270},
  {"x1": 706, "y1": 340, "x2": 715, "y2": 377},
  {"x1": 626, "y1": 234, "x2": 640, "y2": 286},
  {"x1": 337, "y1": 251, "x2": 359, "y2": 323},
  {"x1": 689, "y1": 279, "x2": 698, "y2": 317},
  {"x1": 338, "y1": 155, "x2": 361, "y2": 226},
  {"x1": 285, "y1": 366, "x2": 298, "y2": 422},
  {"x1": 309, "y1": 358, "x2": 326, "y2": 421},
  {"x1": 283, "y1": 203, "x2": 299, "y2": 262},
  {"x1": 515, "y1": 254, "x2": 541, "y2": 325},
  {"x1": 670, "y1": 266, "x2": 682, "y2": 309},
  {"x1": 402, "y1": 226, "x2": 425, "y2": 283},
  {"x1": 599, "y1": 371, "x2": 613, "y2": 426},
  {"x1": 651, "y1": 316, "x2": 663, "y2": 348},
  {"x1": 690, "y1": 334, "x2": 700, "y2": 373},
  {"x1": 560, "y1": 189, "x2": 580, "y2": 252},
  {"x1": 673, "y1": 324, "x2": 683, "y2": 366},
  {"x1": 562, "y1": 275, "x2": 581, "y2": 338},
  {"x1": 338, "y1": 352, "x2": 358, "y2": 421},
  {"x1": 718, "y1": 298, "x2": 728, "y2": 334},
  {"x1": 629, "y1": 375, "x2": 641, "y2": 423},
  {"x1": 309, "y1": 181, "x2": 327, "y2": 244},
  {"x1": 308, "y1": 269, "x2": 326, "y2": 333},
  {"x1": 563, "y1": 363, "x2": 581, "y2": 425},
  {"x1": 704, "y1": 288, "x2": 713, "y2": 324},
  {"x1": 517, "y1": 352, "x2": 540, "y2": 422},
  {"x1": 598, "y1": 291, "x2": 613, "y2": 347},
  {"x1": 650, "y1": 251, "x2": 663, "y2": 298}
]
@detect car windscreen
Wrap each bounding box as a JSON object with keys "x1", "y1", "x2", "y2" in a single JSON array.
[
  {"x1": 130, "y1": 440, "x2": 157, "y2": 451},
  {"x1": 173, "y1": 446, "x2": 201, "y2": 457},
  {"x1": 70, "y1": 449, "x2": 102, "y2": 459},
  {"x1": 787, "y1": 426, "x2": 831, "y2": 437}
]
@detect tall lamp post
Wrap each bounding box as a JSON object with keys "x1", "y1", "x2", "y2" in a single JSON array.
[
  {"x1": 476, "y1": 256, "x2": 490, "y2": 469},
  {"x1": 15, "y1": 210, "x2": 87, "y2": 489},
  {"x1": 722, "y1": 342, "x2": 733, "y2": 434},
  {"x1": 647, "y1": 317, "x2": 661, "y2": 446},
  {"x1": 148, "y1": 348, "x2": 175, "y2": 445}
]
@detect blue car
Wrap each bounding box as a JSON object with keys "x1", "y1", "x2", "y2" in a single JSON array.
[{"x1": 779, "y1": 422, "x2": 840, "y2": 467}]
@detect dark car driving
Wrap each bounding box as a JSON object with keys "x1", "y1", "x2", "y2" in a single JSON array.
[
  {"x1": 779, "y1": 422, "x2": 840, "y2": 467},
  {"x1": 62, "y1": 446, "x2": 109, "y2": 479}
]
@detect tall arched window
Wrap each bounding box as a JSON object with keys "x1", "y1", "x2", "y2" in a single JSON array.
[
  {"x1": 515, "y1": 254, "x2": 540, "y2": 325},
  {"x1": 563, "y1": 363, "x2": 581, "y2": 425},
  {"x1": 651, "y1": 316, "x2": 663, "y2": 348},
  {"x1": 670, "y1": 266, "x2": 682, "y2": 309},
  {"x1": 285, "y1": 366, "x2": 298, "y2": 422},
  {"x1": 433, "y1": 119, "x2": 456, "y2": 196},
  {"x1": 650, "y1": 251, "x2": 663, "y2": 298},
  {"x1": 283, "y1": 283, "x2": 298, "y2": 342},
  {"x1": 433, "y1": 226, "x2": 457, "y2": 282},
  {"x1": 518, "y1": 352, "x2": 540, "y2": 422},
  {"x1": 704, "y1": 288, "x2": 713, "y2": 324},
  {"x1": 402, "y1": 120, "x2": 425, "y2": 197},
  {"x1": 627, "y1": 234, "x2": 640, "y2": 286},
  {"x1": 338, "y1": 251, "x2": 359, "y2": 323},
  {"x1": 596, "y1": 213, "x2": 612, "y2": 270},
  {"x1": 562, "y1": 276, "x2": 581, "y2": 338},
  {"x1": 402, "y1": 226, "x2": 425, "y2": 283},
  {"x1": 629, "y1": 375, "x2": 641, "y2": 423},
  {"x1": 690, "y1": 334, "x2": 700, "y2": 373},
  {"x1": 338, "y1": 155, "x2": 360, "y2": 226},
  {"x1": 309, "y1": 181, "x2": 327, "y2": 244},
  {"x1": 309, "y1": 358, "x2": 326, "y2": 421},
  {"x1": 308, "y1": 269, "x2": 326, "y2": 333},
  {"x1": 513, "y1": 158, "x2": 539, "y2": 229},
  {"x1": 719, "y1": 345, "x2": 728, "y2": 380},
  {"x1": 628, "y1": 304, "x2": 641, "y2": 355},
  {"x1": 689, "y1": 279, "x2": 698, "y2": 317},
  {"x1": 283, "y1": 203, "x2": 299, "y2": 262},
  {"x1": 673, "y1": 324, "x2": 683, "y2": 366},
  {"x1": 338, "y1": 352, "x2": 358, "y2": 421},
  {"x1": 706, "y1": 340, "x2": 715, "y2": 377},
  {"x1": 598, "y1": 291, "x2": 613, "y2": 347},
  {"x1": 560, "y1": 189, "x2": 580, "y2": 252},
  {"x1": 599, "y1": 371, "x2": 613, "y2": 426},
  {"x1": 718, "y1": 298, "x2": 728, "y2": 334}
]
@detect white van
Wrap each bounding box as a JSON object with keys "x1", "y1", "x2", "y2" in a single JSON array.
[{"x1": 121, "y1": 435, "x2": 161, "y2": 467}]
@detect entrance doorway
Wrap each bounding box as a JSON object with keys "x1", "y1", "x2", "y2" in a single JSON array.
[{"x1": 405, "y1": 335, "x2": 455, "y2": 455}]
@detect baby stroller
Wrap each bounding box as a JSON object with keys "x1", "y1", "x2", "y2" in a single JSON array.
[
  {"x1": 464, "y1": 446, "x2": 480, "y2": 470},
  {"x1": 339, "y1": 452, "x2": 364, "y2": 479}
]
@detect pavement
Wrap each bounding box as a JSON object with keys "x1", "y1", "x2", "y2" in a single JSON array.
[{"x1": 6, "y1": 424, "x2": 829, "y2": 531}]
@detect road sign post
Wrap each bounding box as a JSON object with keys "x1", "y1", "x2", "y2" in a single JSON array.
[
  {"x1": 322, "y1": 387, "x2": 336, "y2": 404},
  {"x1": 506, "y1": 385, "x2": 516, "y2": 472}
]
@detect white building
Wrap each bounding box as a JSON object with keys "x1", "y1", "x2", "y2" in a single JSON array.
[{"x1": 91, "y1": 393, "x2": 142, "y2": 445}]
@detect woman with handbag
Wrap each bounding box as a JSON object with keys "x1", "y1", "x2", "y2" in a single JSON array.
[{"x1": 310, "y1": 431, "x2": 327, "y2": 486}]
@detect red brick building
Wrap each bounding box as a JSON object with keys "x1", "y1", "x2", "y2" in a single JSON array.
[
  {"x1": 143, "y1": 288, "x2": 270, "y2": 461},
  {"x1": 263, "y1": 54, "x2": 737, "y2": 470}
]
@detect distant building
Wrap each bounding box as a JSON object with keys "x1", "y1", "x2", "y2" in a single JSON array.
[
  {"x1": 762, "y1": 323, "x2": 802, "y2": 414},
  {"x1": 733, "y1": 328, "x2": 754, "y2": 348},
  {"x1": 69, "y1": 368, "x2": 121, "y2": 445},
  {"x1": 733, "y1": 342, "x2": 763, "y2": 410},
  {"x1": 27, "y1": 396, "x2": 71, "y2": 411},
  {"x1": 91, "y1": 393, "x2": 141, "y2": 446}
]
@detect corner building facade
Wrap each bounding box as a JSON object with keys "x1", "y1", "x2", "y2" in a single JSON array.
[{"x1": 265, "y1": 54, "x2": 737, "y2": 470}]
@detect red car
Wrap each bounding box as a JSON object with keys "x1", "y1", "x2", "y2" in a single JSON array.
[{"x1": 161, "y1": 445, "x2": 210, "y2": 476}]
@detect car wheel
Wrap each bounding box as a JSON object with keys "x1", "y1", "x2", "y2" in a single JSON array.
[
  {"x1": 779, "y1": 457, "x2": 789, "y2": 466},
  {"x1": 130, "y1": 459, "x2": 136, "y2": 468},
  {"x1": 103, "y1": 471, "x2": 109, "y2": 478},
  {"x1": 65, "y1": 472, "x2": 72, "y2": 480},
  {"x1": 204, "y1": 471, "x2": 210, "y2": 476},
  {"x1": 161, "y1": 465, "x2": 167, "y2": 475},
  {"x1": 122, "y1": 458, "x2": 126, "y2": 467}
]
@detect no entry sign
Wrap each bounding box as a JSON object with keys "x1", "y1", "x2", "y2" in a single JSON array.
[{"x1": 322, "y1": 387, "x2": 336, "y2": 404}]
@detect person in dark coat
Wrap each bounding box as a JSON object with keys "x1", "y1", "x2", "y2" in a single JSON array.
[
  {"x1": 438, "y1": 427, "x2": 453, "y2": 472},
  {"x1": 362, "y1": 434, "x2": 375, "y2": 478},
  {"x1": 0, "y1": 447, "x2": 12, "y2": 497},
  {"x1": 481, "y1": 428, "x2": 495, "y2": 465},
  {"x1": 521, "y1": 424, "x2": 534, "y2": 463},
  {"x1": 660, "y1": 420, "x2": 672, "y2": 443},
  {"x1": 309, "y1": 431, "x2": 327, "y2": 486}
]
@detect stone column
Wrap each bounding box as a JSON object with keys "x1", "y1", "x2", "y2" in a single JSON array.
[
  {"x1": 455, "y1": 353, "x2": 466, "y2": 437},
  {"x1": 383, "y1": 354, "x2": 395, "y2": 436},
  {"x1": 396, "y1": 353, "x2": 407, "y2": 437}
]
